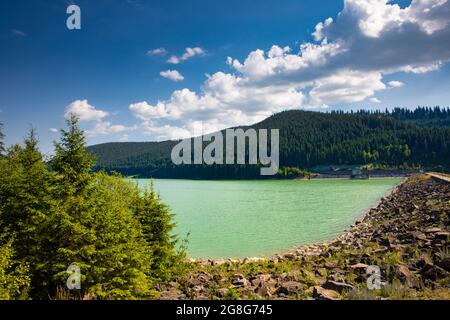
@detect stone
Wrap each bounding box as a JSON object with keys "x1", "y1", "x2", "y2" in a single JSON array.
[
  {"x1": 422, "y1": 264, "x2": 449, "y2": 281},
  {"x1": 436, "y1": 258, "x2": 450, "y2": 272},
  {"x1": 312, "y1": 286, "x2": 340, "y2": 300},
  {"x1": 257, "y1": 285, "x2": 273, "y2": 297},
  {"x1": 231, "y1": 274, "x2": 250, "y2": 287},
  {"x1": 349, "y1": 263, "x2": 369, "y2": 271},
  {"x1": 276, "y1": 281, "x2": 304, "y2": 295},
  {"x1": 397, "y1": 265, "x2": 420, "y2": 289},
  {"x1": 159, "y1": 290, "x2": 184, "y2": 300},
  {"x1": 322, "y1": 280, "x2": 355, "y2": 293},
  {"x1": 216, "y1": 288, "x2": 229, "y2": 298}
]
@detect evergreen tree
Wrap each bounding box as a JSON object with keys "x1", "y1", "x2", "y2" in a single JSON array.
[
  {"x1": 51, "y1": 114, "x2": 95, "y2": 195},
  {"x1": 0, "y1": 129, "x2": 56, "y2": 297},
  {"x1": 45, "y1": 119, "x2": 153, "y2": 299},
  {"x1": 0, "y1": 238, "x2": 30, "y2": 300},
  {"x1": 133, "y1": 181, "x2": 182, "y2": 281}
]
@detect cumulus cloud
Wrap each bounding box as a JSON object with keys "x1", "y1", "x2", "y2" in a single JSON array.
[
  {"x1": 128, "y1": 0, "x2": 450, "y2": 141},
  {"x1": 49, "y1": 128, "x2": 58, "y2": 133},
  {"x1": 168, "y1": 47, "x2": 205, "y2": 64},
  {"x1": 147, "y1": 47, "x2": 166, "y2": 56},
  {"x1": 388, "y1": 80, "x2": 405, "y2": 88},
  {"x1": 85, "y1": 121, "x2": 132, "y2": 137},
  {"x1": 160, "y1": 69, "x2": 185, "y2": 82},
  {"x1": 65, "y1": 100, "x2": 108, "y2": 122}
]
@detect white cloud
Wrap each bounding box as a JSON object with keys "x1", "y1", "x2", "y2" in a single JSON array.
[
  {"x1": 369, "y1": 97, "x2": 381, "y2": 104},
  {"x1": 388, "y1": 80, "x2": 405, "y2": 88},
  {"x1": 147, "y1": 48, "x2": 166, "y2": 56},
  {"x1": 128, "y1": 0, "x2": 450, "y2": 140},
  {"x1": 49, "y1": 128, "x2": 58, "y2": 133},
  {"x1": 309, "y1": 71, "x2": 386, "y2": 106},
  {"x1": 168, "y1": 47, "x2": 205, "y2": 64},
  {"x1": 160, "y1": 69, "x2": 184, "y2": 82},
  {"x1": 65, "y1": 100, "x2": 108, "y2": 122},
  {"x1": 85, "y1": 121, "x2": 133, "y2": 137}
]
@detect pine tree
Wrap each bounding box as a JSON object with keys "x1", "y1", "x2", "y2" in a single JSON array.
[
  {"x1": 133, "y1": 180, "x2": 183, "y2": 281},
  {"x1": 51, "y1": 114, "x2": 95, "y2": 195},
  {"x1": 45, "y1": 119, "x2": 153, "y2": 299},
  {"x1": 0, "y1": 238, "x2": 30, "y2": 300},
  {"x1": 0, "y1": 129, "x2": 55, "y2": 297}
]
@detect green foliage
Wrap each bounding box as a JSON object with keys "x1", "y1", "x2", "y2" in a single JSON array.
[
  {"x1": 51, "y1": 114, "x2": 95, "y2": 194},
  {"x1": 133, "y1": 180, "x2": 187, "y2": 281},
  {"x1": 0, "y1": 118, "x2": 181, "y2": 300},
  {"x1": 0, "y1": 238, "x2": 30, "y2": 300},
  {"x1": 88, "y1": 107, "x2": 450, "y2": 178}
]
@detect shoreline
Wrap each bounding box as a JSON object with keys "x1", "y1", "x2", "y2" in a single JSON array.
[
  {"x1": 190, "y1": 177, "x2": 406, "y2": 265},
  {"x1": 160, "y1": 174, "x2": 450, "y2": 300}
]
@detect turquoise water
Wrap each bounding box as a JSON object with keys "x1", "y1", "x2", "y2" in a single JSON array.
[{"x1": 135, "y1": 178, "x2": 400, "y2": 259}]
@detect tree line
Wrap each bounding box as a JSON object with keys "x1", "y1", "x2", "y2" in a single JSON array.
[
  {"x1": 88, "y1": 108, "x2": 450, "y2": 179},
  {"x1": 0, "y1": 116, "x2": 186, "y2": 300}
]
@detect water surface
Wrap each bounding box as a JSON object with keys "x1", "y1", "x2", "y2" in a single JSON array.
[{"x1": 135, "y1": 178, "x2": 400, "y2": 259}]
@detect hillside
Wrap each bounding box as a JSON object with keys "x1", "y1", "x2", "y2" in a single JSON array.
[{"x1": 88, "y1": 108, "x2": 450, "y2": 178}]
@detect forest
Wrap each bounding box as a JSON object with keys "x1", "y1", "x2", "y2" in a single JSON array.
[
  {"x1": 0, "y1": 116, "x2": 186, "y2": 299},
  {"x1": 87, "y1": 107, "x2": 450, "y2": 179}
]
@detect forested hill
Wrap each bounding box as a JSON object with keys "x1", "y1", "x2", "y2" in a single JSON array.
[{"x1": 87, "y1": 108, "x2": 450, "y2": 178}]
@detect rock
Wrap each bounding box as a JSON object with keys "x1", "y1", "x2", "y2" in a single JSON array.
[
  {"x1": 231, "y1": 274, "x2": 250, "y2": 287},
  {"x1": 322, "y1": 280, "x2": 355, "y2": 293},
  {"x1": 349, "y1": 263, "x2": 369, "y2": 271},
  {"x1": 424, "y1": 227, "x2": 442, "y2": 233},
  {"x1": 256, "y1": 285, "x2": 273, "y2": 297},
  {"x1": 250, "y1": 274, "x2": 271, "y2": 287},
  {"x1": 436, "y1": 258, "x2": 450, "y2": 272},
  {"x1": 159, "y1": 290, "x2": 184, "y2": 300},
  {"x1": 216, "y1": 288, "x2": 229, "y2": 298},
  {"x1": 434, "y1": 232, "x2": 449, "y2": 240},
  {"x1": 396, "y1": 265, "x2": 420, "y2": 289},
  {"x1": 284, "y1": 253, "x2": 296, "y2": 260},
  {"x1": 414, "y1": 232, "x2": 428, "y2": 241},
  {"x1": 315, "y1": 268, "x2": 328, "y2": 277},
  {"x1": 422, "y1": 264, "x2": 449, "y2": 281},
  {"x1": 276, "y1": 281, "x2": 304, "y2": 295},
  {"x1": 312, "y1": 286, "x2": 340, "y2": 300}
]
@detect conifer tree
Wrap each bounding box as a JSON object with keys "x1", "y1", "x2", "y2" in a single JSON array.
[
  {"x1": 134, "y1": 180, "x2": 182, "y2": 281},
  {"x1": 0, "y1": 238, "x2": 30, "y2": 300},
  {"x1": 51, "y1": 114, "x2": 95, "y2": 195}
]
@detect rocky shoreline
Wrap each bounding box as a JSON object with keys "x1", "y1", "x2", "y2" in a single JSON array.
[{"x1": 158, "y1": 174, "x2": 449, "y2": 300}]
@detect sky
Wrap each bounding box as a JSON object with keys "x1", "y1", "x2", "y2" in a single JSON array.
[{"x1": 1, "y1": 0, "x2": 450, "y2": 154}]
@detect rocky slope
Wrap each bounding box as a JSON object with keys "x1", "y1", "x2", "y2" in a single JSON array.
[{"x1": 158, "y1": 175, "x2": 449, "y2": 300}]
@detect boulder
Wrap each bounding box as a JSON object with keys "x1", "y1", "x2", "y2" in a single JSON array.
[
  {"x1": 276, "y1": 281, "x2": 304, "y2": 295},
  {"x1": 396, "y1": 265, "x2": 420, "y2": 289},
  {"x1": 322, "y1": 280, "x2": 355, "y2": 293},
  {"x1": 231, "y1": 274, "x2": 250, "y2": 287},
  {"x1": 312, "y1": 286, "x2": 340, "y2": 300},
  {"x1": 216, "y1": 288, "x2": 229, "y2": 298}
]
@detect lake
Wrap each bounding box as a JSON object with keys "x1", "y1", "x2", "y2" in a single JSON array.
[{"x1": 134, "y1": 178, "x2": 400, "y2": 259}]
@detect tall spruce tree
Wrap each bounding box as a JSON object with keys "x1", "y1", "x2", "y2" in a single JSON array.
[
  {"x1": 0, "y1": 129, "x2": 55, "y2": 297},
  {"x1": 51, "y1": 114, "x2": 95, "y2": 195},
  {"x1": 133, "y1": 180, "x2": 183, "y2": 281},
  {"x1": 46, "y1": 118, "x2": 153, "y2": 299}
]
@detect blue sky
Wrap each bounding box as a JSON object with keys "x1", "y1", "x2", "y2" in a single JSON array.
[{"x1": 1, "y1": 0, "x2": 449, "y2": 154}]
